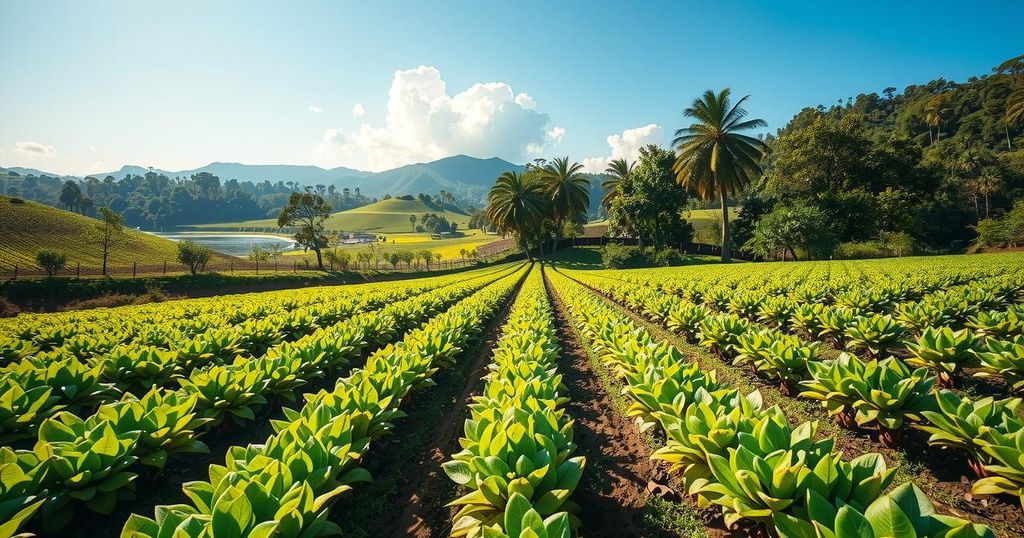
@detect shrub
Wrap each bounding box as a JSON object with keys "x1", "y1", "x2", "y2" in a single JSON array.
[
  {"x1": 653, "y1": 248, "x2": 685, "y2": 267},
  {"x1": 35, "y1": 250, "x2": 67, "y2": 277},
  {"x1": 602, "y1": 244, "x2": 656, "y2": 268},
  {"x1": 175, "y1": 240, "x2": 213, "y2": 275}
]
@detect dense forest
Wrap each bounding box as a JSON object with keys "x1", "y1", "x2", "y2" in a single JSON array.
[
  {"x1": 733, "y1": 56, "x2": 1024, "y2": 256},
  {"x1": 0, "y1": 171, "x2": 375, "y2": 230}
]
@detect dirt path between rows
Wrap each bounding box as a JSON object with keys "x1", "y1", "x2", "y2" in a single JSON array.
[
  {"x1": 338, "y1": 274, "x2": 524, "y2": 538},
  {"x1": 544, "y1": 268, "x2": 668, "y2": 537}
]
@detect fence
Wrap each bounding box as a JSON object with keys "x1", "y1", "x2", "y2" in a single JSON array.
[
  {"x1": 0, "y1": 250, "x2": 514, "y2": 280},
  {"x1": 560, "y1": 236, "x2": 757, "y2": 261}
]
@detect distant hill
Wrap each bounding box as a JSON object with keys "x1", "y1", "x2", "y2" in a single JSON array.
[
  {"x1": 95, "y1": 162, "x2": 369, "y2": 185},
  {"x1": 5, "y1": 154, "x2": 526, "y2": 203},
  {"x1": 0, "y1": 195, "x2": 234, "y2": 270},
  {"x1": 194, "y1": 197, "x2": 472, "y2": 234}
]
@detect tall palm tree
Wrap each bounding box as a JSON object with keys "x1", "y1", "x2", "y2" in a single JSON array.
[
  {"x1": 1007, "y1": 88, "x2": 1024, "y2": 151},
  {"x1": 541, "y1": 156, "x2": 590, "y2": 251},
  {"x1": 601, "y1": 158, "x2": 634, "y2": 209},
  {"x1": 672, "y1": 88, "x2": 768, "y2": 262},
  {"x1": 486, "y1": 171, "x2": 547, "y2": 260}
]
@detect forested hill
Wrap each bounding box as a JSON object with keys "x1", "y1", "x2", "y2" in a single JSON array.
[{"x1": 739, "y1": 55, "x2": 1024, "y2": 255}]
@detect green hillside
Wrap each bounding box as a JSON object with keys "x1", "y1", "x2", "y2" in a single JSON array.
[
  {"x1": 196, "y1": 197, "x2": 472, "y2": 234},
  {"x1": 0, "y1": 195, "x2": 232, "y2": 268}
]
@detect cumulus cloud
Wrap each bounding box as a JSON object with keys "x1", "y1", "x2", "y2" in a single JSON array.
[
  {"x1": 12, "y1": 141, "x2": 57, "y2": 160},
  {"x1": 313, "y1": 66, "x2": 555, "y2": 171},
  {"x1": 308, "y1": 105, "x2": 323, "y2": 114},
  {"x1": 351, "y1": 103, "x2": 365, "y2": 117},
  {"x1": 581, "y1": 124, "x2": 664, "y2": 173}
]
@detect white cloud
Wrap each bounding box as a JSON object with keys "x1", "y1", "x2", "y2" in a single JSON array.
[
  {"x1": 313, "y1": 66, "x2": 554, "y2": 171},
  {"x1": 308, "y1": 105, "x2": 323, "y2": 114},
  {"x1": 581, "y1": 124, "x2": 664, "y2": 173},
  {"x1": 351, "y1": 103, "x2": 365, "y2": 117},
  {"x1": 89, "y1": 161, "x2": 107, "y2": 172},
  {"x1": 12, "y1": 141, "x2": 57, "y2": 160},
  {"x1": 545, "y1": 126, "x2": 566, "y2": 144}
]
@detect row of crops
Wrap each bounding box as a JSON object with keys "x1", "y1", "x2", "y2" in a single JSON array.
[{"x1": 0, "y1": 263, "x2": 529, "y2": 536}]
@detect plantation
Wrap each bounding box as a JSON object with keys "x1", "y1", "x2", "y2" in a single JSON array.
[{"x1": 0, "y1": 252, "x2": 1021, "y2": 537}]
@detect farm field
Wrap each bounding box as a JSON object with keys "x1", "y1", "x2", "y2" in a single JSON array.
[
  {"x1": 0, "y1": 195, "x2": 236, "y2": 269},
  {"x1": 193, "y1": 198, "x2": 474, "y2": 234},
  {"x1": 1, "y1": 253, "x2": 1023, "y2": 537},
  {"x1": 282, "y1": 228, "x2": 504, "y2": 262}
]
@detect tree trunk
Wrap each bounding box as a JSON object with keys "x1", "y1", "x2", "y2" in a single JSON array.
[
  {"x1": 719, "y1": 188, "x2": 731, "y2": 263},
  {"x1": 102, "y1": 248, "x2": 108, "y2": 276},
  {"x1": 1007, "y1": 124, "x2": 1014, "y2": 152},
  {"x1": 985, "y1": 193, "x2": 991, "y2": 218},
  {"x1": 928, "y1": 128, "x2": 933, "y2": 145},
  {"x1": 314, "y1": 248, "x2": 324, "y2": 270},
  {"x1": 552, "y1": 217, "x2": 562, "y2": 252},
  {"x1": 788, "y1": 247, "x2": 798, "y2": 261}
]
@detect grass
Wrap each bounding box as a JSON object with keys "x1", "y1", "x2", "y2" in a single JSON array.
[
  {"x1": 280, "y1": 229, "x2": 503, "y2": 262},
  {"x1": 0, "y1": 195, "x2": 233, "y2": 269},
  {"x1": 193, "y1": 198, "x2": 473, "y2": 234},
  {"x1": 682, "y1": 207, "x2": 739, "y2": 222}
]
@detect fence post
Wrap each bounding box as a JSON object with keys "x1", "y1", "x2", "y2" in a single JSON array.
[
  {"x1": 12, "y1": 264, "x2": 17, "y2": 280},
  {"x1": 230, "y1": 261, "x2": 233, "y2": 273},
  {"x1": 133, "y1": 262, "x2": 137, "y2": 277},
  {"x1": 255, "y1": 260, "x2": 259, "y2": 274},
  {"x1": 330, "y1": 259, "x2": 333, "y2": 271},
  {"x1": 76, "y1": 262, "x2": 80, "y2": 278},
  {"x1": 275, "y1": 261, "x2": 278, "y2": 271},
  {"x1": 163, "y1": 260, "x2": 167, "y2": 274}
]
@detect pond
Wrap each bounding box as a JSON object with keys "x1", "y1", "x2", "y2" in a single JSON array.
[{"x1": 149, "y1": 232, "x2": 297, "y2": 257}]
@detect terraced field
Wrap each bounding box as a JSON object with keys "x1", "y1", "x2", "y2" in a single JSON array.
[{"x1": 2, "y1": 253, "x2": 1023, "y2": 537}]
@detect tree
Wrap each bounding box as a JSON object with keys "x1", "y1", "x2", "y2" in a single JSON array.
[
  {"x1": 608, "y1": 145, "x2": 692, "y2": 249},
  {"x1": 177, "y1": 240, "x2": 213, "y2": 275},
  {"x1": 35, "y1": 249, "x2": 67, "y2": 277},
  {"x1": 387, "y1": 252, "x2": 401, "y2": 269},
  {"x1": 749, "y1": 203, "x2": 836, "y2": 260},
  {"x1": 79, "y1": 197, "x2": 94, "y2": 215},
  {"x1": 249, "y1": 244, "x2": 270, "y2": 262},
  {"x1": 925, "y1": 93, "x2": 952, "y2": 144},
  {"x1": 672, "y1": 89, "x2": 768, "y2": 262},
  {"x1": 541, "y1": 157, "x2": 589, "y2": 251},
  {"x1": 277, "y1": 192, "x2": 332, "y2": 270},
  {"x1": 601, "y1": 158, "x2": 634, "y2": 209},
  {"x1": 325, "y1": 248, "x2": 350, "y2": 270},
  {"x1": 96, "y1": 207, "x2": 125, "y2": 276},
  {"x1": 398, "y1": 249, "x2": 415, "y2": 269},
  {"x1": 409, "y1": 214, "x2": 417, "y2": 231},
  {"x1": 59, "y1": 180, "x2": 82, "y2": 211},
  {"x1": 485, "y1": 171, "x2": 547, "y2": 260},
  {"x1": 356, "y1": 250, "x2": 372, "y2": 270}
]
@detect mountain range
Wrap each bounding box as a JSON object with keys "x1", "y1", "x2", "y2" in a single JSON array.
[{"x1": 1, "y1": 155, "x2": 528, "y2": 203}]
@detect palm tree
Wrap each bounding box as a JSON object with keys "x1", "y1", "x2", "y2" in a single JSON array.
[
  {"x1": 541, "y1": 156, "x2": 590, "y2": 251},
  {"x1": 486, "y1": 171, "x2": 547, "y2": 260},
  {"x1": 672, "y1": 88, "x2": 768, "y2": 262},
  {"x1": 601, "y1": 158, "x2": 634, "y2": 209},
  {"x1": 1007, "y1": 88, "x2": 1024, "y2": 151}
]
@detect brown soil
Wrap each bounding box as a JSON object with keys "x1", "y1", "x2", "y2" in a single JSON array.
[
  {"x1": 569, "y1": 274, "x2": 1024, "y2": 538},
  {"x1": 545, "y1": 271, "x2": 658, "y2": 537},
  {"x1": 335, "y1": 272, "x2": 524, "y2": 538},
  {"x1": 390, "y1": 297, "x2": 515, "y2": 538}
]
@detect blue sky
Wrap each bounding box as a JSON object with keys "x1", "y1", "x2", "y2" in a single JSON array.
[{"x1": 1, "y1": 0, "x2": 1021, "y2": 175}]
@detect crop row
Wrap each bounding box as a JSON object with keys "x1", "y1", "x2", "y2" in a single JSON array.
[
  {"x1": 568, "y1": 269, "x2": 1024, "y2": 512},
  {"x1": 0, "y1": 265, "x2": 513, "y2": 365},
  {"x1": 0, "y1": 264, "x2": 525, "y2": 536},
  {"x1": 547, "y1": 268, "x2": 995, "y2": 538},
  {"x1": 117, "y1": 264, "x2": 526, "y2": 538},
  {"x1": 0, "y1": 265, "x2": 520, "y2": 445},
  {"x1": 443, "y1": 266, "x2": 583, "y2": 538}
]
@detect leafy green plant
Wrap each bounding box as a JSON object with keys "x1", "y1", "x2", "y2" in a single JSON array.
[
  {"x1": 665, "y1": 302, "x2": 708, "y2": 341},
  {"x1": 801, "y1": 354, "x2": 934, "y2": 447},
  {"x1": 98, "y1": 346, "x2": 181, "y2": 392},
  {"x1": 178, "y1": 365, "x2": 269, "y2": 428},
  {"x1": 93, "y1": 388, "x2": 211, "y2": 471},
  {"x1": 973, "y1": 427, "x2": 1024, "y2": 507},
  {"x1": 0, "y1": 447, "x2": 46, "y2": 538},
  {"x1": 773, "y1": 482, "x2": 994, "y2": 538},
  {"x1": 974, "y1": 335, "x2": 1024, "y2": 392},
  {"x1": 33, "y1": 413, "x2": 139, "y2": 531},
  {"x1": 917, "y1": 391, "x2": 1022, "y2": 477},
  {"x1": 844, "y1": 314, "x2": 907, "y2": 357},
  {"x1": 966, "y1": 310, "x2": 1024, "y2": 339},
  {"x1": 698, "y1": 314, "x2": 751, "y2": 357},
  {"x1": 905, "y1": 326, "x2": 980, "y2": 387},
  {"x1": 0, "y1": 377, "x2": 62, "y2": 443}
]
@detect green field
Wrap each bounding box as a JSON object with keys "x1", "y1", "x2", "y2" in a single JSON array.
[
  {"x1": 194, "y1": 198, "x2": 473, "y2": 234},
  {"x1": 0, "y1": 196, "x2": 233, "y2": 269}
]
